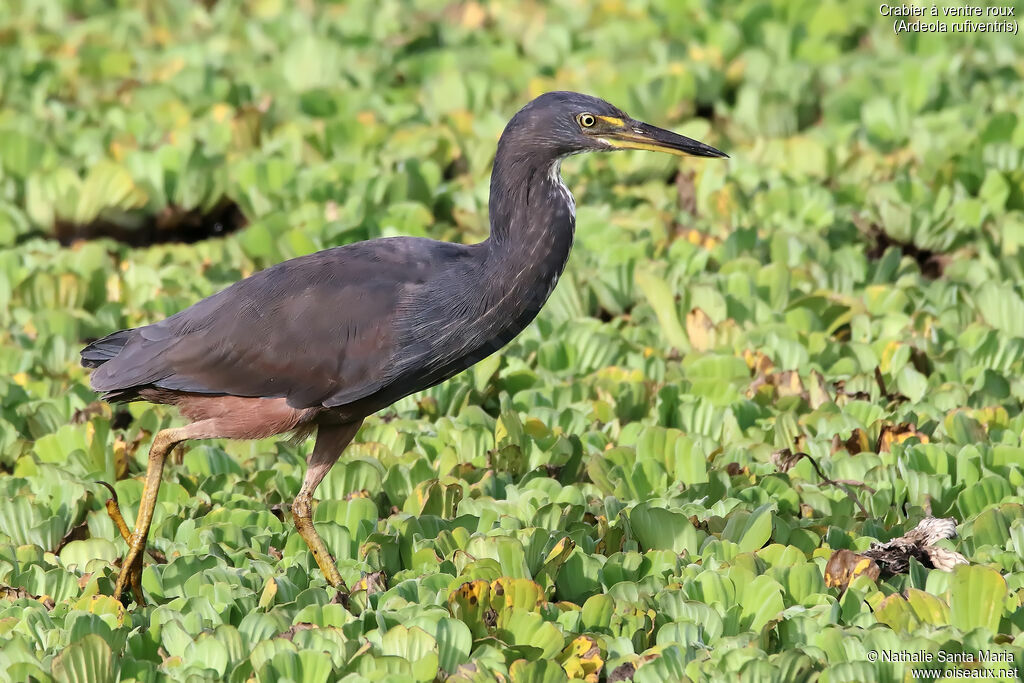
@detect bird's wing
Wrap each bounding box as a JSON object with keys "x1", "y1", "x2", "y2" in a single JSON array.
[{"x1": 86, "y1": 238, "x2": 462, "y2": 409}]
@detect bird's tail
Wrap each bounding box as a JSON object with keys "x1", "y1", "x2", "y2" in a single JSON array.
[{"x1": 80, "y1": 329, "x2": 134, "y2": 368}]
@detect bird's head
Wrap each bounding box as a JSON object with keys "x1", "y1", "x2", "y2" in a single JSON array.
[{"x1": 500, "y1": 91, "x2": 727, "y2": 161}]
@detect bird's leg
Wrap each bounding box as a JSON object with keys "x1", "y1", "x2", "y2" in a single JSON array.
[
  {"x1": 97, "y1": 481, "x2": 145, "y2": 604},
  {"x1": 111, "y1": 426, "x2": 187, "y2": 605},
  {"x1": 293, "y1": 420, "x2": 363, "y2": 592}
]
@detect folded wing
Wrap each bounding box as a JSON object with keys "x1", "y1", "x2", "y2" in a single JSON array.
[{"x1": 83, "y1": 239, "x2": 446, "y2": 409}]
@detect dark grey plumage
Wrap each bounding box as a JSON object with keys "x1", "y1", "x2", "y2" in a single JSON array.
[
  {"x1": 82, "y1": 92, "x2": 727, "y2": 605},
  {"x1": 85, "y1": 92, "x2": 713, "y2": 423}
]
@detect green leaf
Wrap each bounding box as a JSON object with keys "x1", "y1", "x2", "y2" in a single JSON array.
[
  {"x1": 630, "y1": 503, "x2": 706, "y2": 555},
  {"x1": 874, "y1": 593, "x2": 918, "y2": 632},
  {"x1": 635, "y1": 269, "x2": 688, "y2": 351},
  {"x1": 581, "y1": 594, "x2": 615, "y2": 631},
  {"x1": 72, "y1": 160, "x2": 147, "y2": 225},
  {"x1": 723, "y1": 503, "x2": 774, "y2": 553},
  {"x1": 957, "y1": 476, "x2": 1013, "y2": 519},
  {"x1": 905, "y1": 588, "x2": 950, "y2": 627},
  {"x1": 496, "y1": 609, "x2": 566, "y2": 660},
  {"x1": 51, "y1": 634, "x2": 115, "y2": 683},
  {"x1": 59, "y1": 539, "x2": 119, "y2": 572},
  {"x1": 974, "y1": 282, "x2": 1024, "y2": 338},
  {"x1": 508, "y1": 658, "x2": 569, "y2": 683},
  {"x1": 737, "y1": 574, "x2": 785, "y2": 632},
  {"x1": 948, "y1": 564, "x2": 1007, "y2": 633},
  {"x1": 434, "y1": 618, "x2": 472, "y2": 674},
  {"x1": 380, "y1": 625, "x2": 440, "y2": 682}
]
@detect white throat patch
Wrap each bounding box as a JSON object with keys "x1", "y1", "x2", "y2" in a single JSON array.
[{"x1": 548, "y1": 158, "x2": 576, "y2": 221}]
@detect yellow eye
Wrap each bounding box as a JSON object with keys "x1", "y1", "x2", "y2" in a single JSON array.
[{"x1": 578, "y1": 113, "x2": 596, "y2": 128}]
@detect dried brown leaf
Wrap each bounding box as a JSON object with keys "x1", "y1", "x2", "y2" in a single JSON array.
[{"x1": 825, "y1": 549, "x2": 880, "y2": 591}]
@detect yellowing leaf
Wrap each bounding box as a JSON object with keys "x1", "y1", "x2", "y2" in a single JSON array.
[
  {"x1": 685, "y1": 307, "x2": 714, "y2": 352},
  {"x1": 490, "y1": 578, "x2": 543, "y2": 613},
  {"x1": 459, "y1": 1, "x2": 487, "y2": 29},
  {"x1": 808, "y1": 370, "x2": 831, "y2": 408},
  {"x1": 448, "y1": 580, "x2": 492, "y2": 638},
  {"x1": 775, "y1": 370, "x2": 805, "y2": 399},
  {"x1": 559, "y1": 635, "x2": 603, "y2": 682},
  {"x1": 878, "y1": 422, "x2": 929, "y2": 453},
  {"x1": 258, "y1": 577, "x2": 278, "y2": 608},
  {"x1": 831, "y1": 428, "x2": 870, "y2": 455}
]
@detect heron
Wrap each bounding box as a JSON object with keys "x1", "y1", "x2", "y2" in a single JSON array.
[{"x1": 81, "y1": 91, "x2": 727, "y2": 605}]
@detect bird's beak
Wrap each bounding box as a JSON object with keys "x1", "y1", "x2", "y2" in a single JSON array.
[{"x1": 601, "y1": 118, "x2": 728, "y2": 158}]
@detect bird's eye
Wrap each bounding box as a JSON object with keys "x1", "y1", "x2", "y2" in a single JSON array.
[{"x1": 577, "y1": 113, "x2": 596, "y2": 128}]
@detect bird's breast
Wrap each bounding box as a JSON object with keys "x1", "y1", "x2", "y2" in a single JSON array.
[{"x1": 382, "y1": 161, "x2": 578, "y2": 400}]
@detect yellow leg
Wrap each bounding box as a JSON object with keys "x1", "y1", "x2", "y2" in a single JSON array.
[
  {"x1": 292, "y1": 421, "x2": 362, "y2": 592},
  {"x1": 98, "y1": 481, "x2": 144, "y2": 605},
  {"x1": 293, "y1": 492, "x2": 347, "y2": 589},
  {"x1": 111, "y1": 427, "x2": 185, "y2": 605}
]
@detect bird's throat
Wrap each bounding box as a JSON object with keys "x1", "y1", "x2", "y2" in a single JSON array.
[{"x1": 484, "y1": 153, "x2": 577, "y2": 315}]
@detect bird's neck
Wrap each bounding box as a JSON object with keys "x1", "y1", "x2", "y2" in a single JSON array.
[{"x1": 484, "y1": 147, "x2": 576, "y2": 293}]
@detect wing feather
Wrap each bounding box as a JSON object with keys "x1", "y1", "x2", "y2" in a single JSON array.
[{"x1": 84, "y1": 238, "x2": 454, "y2": 409}]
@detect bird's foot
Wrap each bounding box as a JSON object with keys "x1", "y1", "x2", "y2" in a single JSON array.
[
  {"x1": 330, "y1": 586, "x2": 351, "y2": 609},
  {"x1": 114, "y1": 553, "x2": 146, "y2": 607},
  {"x1": 313, "y1": 551, "x2": 350, "y2": 607},
  {"x1": 341, "y1": 571, "x2": 389, "y2": 613},
  {"x1": 318, "y1": 559, "x2": 349, "y2": 594},
  {"x1": 99, "y1": 481, "x2": 147, "y2": 607},
  {"x1": 113, "y1": 540, "x2": 147, "y2": 607}
]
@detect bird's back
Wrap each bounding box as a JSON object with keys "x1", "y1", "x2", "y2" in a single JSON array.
[{"x1": 83, "y1": 236, "x2": 489, "y2": 415}]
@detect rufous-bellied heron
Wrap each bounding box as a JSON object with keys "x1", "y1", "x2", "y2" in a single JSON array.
[{"x1": 82, "y1": 91, "x2": 727, "y2": 605}]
